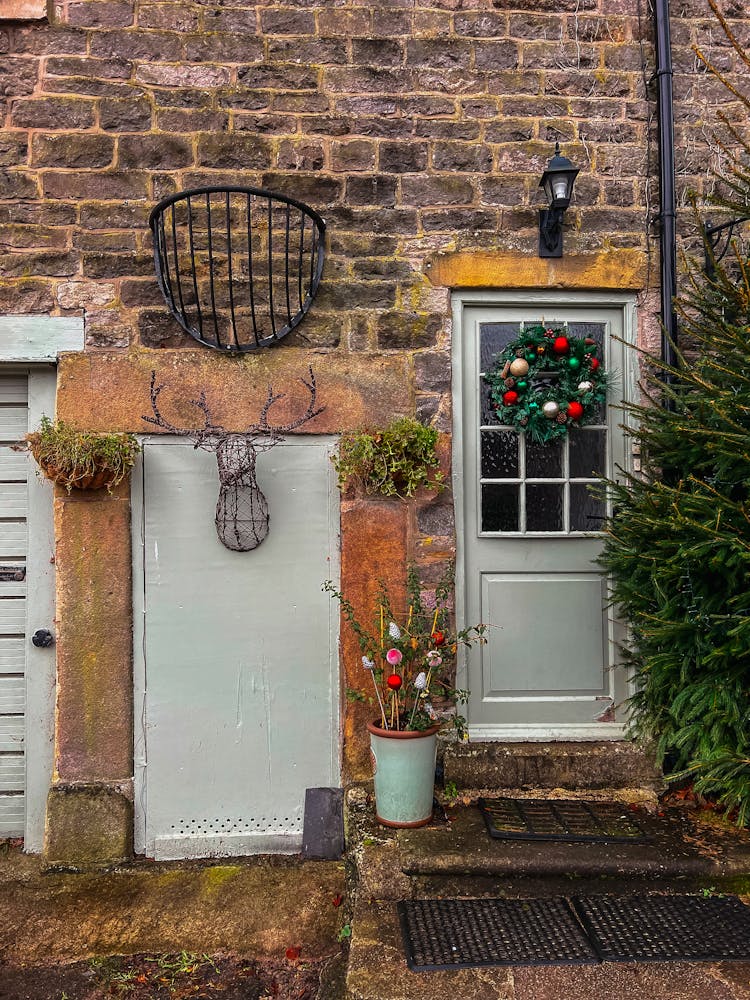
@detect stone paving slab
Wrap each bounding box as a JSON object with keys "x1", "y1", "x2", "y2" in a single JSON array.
[{"x1": 0, "y1": 849, "x2": 346, "y2": 966}]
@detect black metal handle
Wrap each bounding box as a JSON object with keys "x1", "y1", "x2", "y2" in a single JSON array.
[{"x1": 31, "y1": 629, "x2": 54, "y2": 648}]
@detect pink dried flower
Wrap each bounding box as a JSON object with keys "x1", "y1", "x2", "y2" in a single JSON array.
[
  {"x1": 426, "y1": 649, "x2": 442, "y2": 667},
  {"x1": 386, "y1": 648, "x2": 403, "y2": 666}
]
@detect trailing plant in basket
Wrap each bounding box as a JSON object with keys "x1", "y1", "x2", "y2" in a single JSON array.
[
  {"x1": 324, "y1": 566, "x2": 486, "y2": 737},
  {"x1": 24, "y1": 417, "x2": 140, "y2": 492},
  {"x1": 332, "y1": 417, "x2": 444, "y2": 499}
]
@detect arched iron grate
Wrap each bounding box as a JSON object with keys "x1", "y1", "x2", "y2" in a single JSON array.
[{"x1": 149, "y1": 186, "x2": 326, "y2": 353}]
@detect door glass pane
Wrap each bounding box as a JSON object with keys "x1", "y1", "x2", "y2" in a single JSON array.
[
  {"x1": 481, "y1": 484, "x2": 519, "y2": 532},
  {"x1": 526, "y1": 438, "x2": 563, "y2": 478},
  {"x1": 480, "y1": 382, "x2": 501, "y2": 425},
  {"x1": 568, "y1": 321, "x2": 605, "y2": 357},
  {"x1": 526, "y1": 484, "x2": 563, "y2": 531},
  {"x1": 481, "y1": 431, "x2": 519, "y2": 478},
  {"x1": 569, "y1": 429, "x2": 606, "y2": 478},
  {"x1": 480, "y1": 322, "x2": 520, "y2": 372},
  {"x1": 570, "y1": 483, "x2": 606, "y2": 531}
]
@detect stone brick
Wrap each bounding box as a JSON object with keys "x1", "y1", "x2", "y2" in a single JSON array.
[
  {"x1": 493, "y1": 0, "x2": 595, "y2": 8},
  {"x1": 0, "y1": 249, "x2": 79, "y2": 278},
  {"x1": 401, "y1": 95, "x2": 456, "y2": 116},
  {"x1": 233, "y1": 112, "x2": 292, "y2": 134},
  {"x1": 317, "y1": 280, "x2": 397, "y2": 312},
  {"x1": 197, "y1": 133, "x2": 271, "y2": 169},
  {"x1": 522, "y1": 41, "x2": 599, "y2": 70},
  {"x1": 406, "y1": 39, "x2": 472, "y2": 69},
  {"x1": 304, "y1": 115, "x2": 350, "y2": 136},
  {"x1": 31, "y1": 132, "x2": 115, "y2": 168},
  {"x1": 44, "y1": 785, "x2": 133, "y2": 870},
  {"x1": 99, "y1": 97, "x2": 152, "y2": 131},
  {"x1": 44, "y1": 76, "x2": 142, "y2": 99},
  {"x1": 4, "y1": 26, "x2": 87, "y2": 55},
  {"x1": 139, "y1": 3, "x2": 200, "y2": 31},
  {"x1": 480, "y1": 175, "x2": 528, "y2": 206},
  {"x1": 0, "y1": 223, "x2": 65, "y2": 249},
  {"x1": 417, "y1": 502, "x2": 455, "y2": 536},
  {"x1": 0, "y1": 56, "x2": 39, "y2": 97},
  {"x1": 268, "y1": 36, "x2": 348, "y2": 65},
  {"x1": 91, "y1": 29, "x2": 182, "y2": 61},
  {"x1": 0, "y1": 0, "x2": 46, "y2": 17},
  {"x1": 261, "y1": 171, "x2": 342, "y2": 206},
  {"x1": 271, "y1": 91, "x2": 329, "y2": 112},
  {"x1": 348, "y1": 118, "x2": 414, "y2": 140},
  {"x1": 45, "y1": 55, "x2": 131, "y2": 79},
  {"x1": 485, "y1": 119, "x2": 534, "y2": 142},
  {"x1": 401, "y1": 175, "x2": 474, "y2": 207},
  {"x1": 331, "y1": 139, "x2": 377, "y2": 173},
  {"x1": 415, "y1": 351, "x2": 451, "y2": 393},
  {"x1": 74, "y1": 231, "x2": 138, "y2": 254},
  {"x1": 376, "y1": 311, "x2": 441, "y2": 349},
  {"x1": 345, "y1": 175, "x2": 398, "y2": 207},
  {"x1": 260, "y1": 7, "x2": 315, "y2": 35},
  {"x1": 136, "y1": 62, "x2": 230, "y2": 88},
  {"x1": 43, "y1": 171, "x2": 149, "y2": 201},
  {"x1": 276, "y1": 138, "x2": 324, "y2": 170},
  {"x1": 487, "y1": 70, "x2": 542, "y2": 96},
  {"x1": 185, "y1": 33, "x2": 262, "y2": 63},
  {"x1": 0, "y1": 168, "x2": 38, "y2": 199},
  {"x1": 414, "y1": 119, "x2": 481, "y2": 140},
  {"x1": 10, "y1": 96, "x2": 95, "y2": 128},
  {"x1": 328, "y1": 233, "x2": 399, "y2": 258},
  {"x1": 56, "y1": 281, "x2": 117, "y2": 309},
  {"x1": 421, "y1": 208, "x2": 498, "y2": 232},
  {"x1": 542, "y1": 119, "x2": 576, "y2": 143},
  {"x1": 370, "y1": 9, "x2": 412, "y2": 35},
  {"x1": 0, "y1": 133, "x2": 27, "y2": 167},
  {"x1": 379, "y1": 141, "x2": 428, "y2": 173},
  {"x1": 137, "y1": 307, "x2": 190, "y2": 347},
  {"x1": 157, "y1": 108, "x2": 229, "y2": 132},
  {"x1": 236, "y1": 63, "x2": 319, "y2": 90},
  {"x1": 284, "y1": 314, "x2": 342, "y2": 349},
  {"x1": 67, "y1": 2, "x2": 134, "y2": 28},
  {"x1": 453, "y1": 12, "x2": 508, "y2": 36},
  {"x1": 119, "y1": 278, "x2": 163, "y2": 307},
  {"x1": 508, "y1": 13, "x2": 564, "y2": 39},
  {"x1": 474, "y1": 42, "x2": 524, "y2": 70},
  {"x1": 412, "y1": 9, "x2": 452, "y2": 35},
  {"x1": 432, "y1": 141, "x2": 493, "y2": 173},
  {"x1": 118, "y1": 134, "x2": 193, "y2": 169},
  {"x1": 0, "y1": 278, "x2": 54, "y2": 312},
  {"x1": 199, "y1": 8, "x2": 256, "y2": 34},
  {"x1": 79, "y1": 201, "x2": 150, "y2": 230},
  {"x1": 324, "y1": 66, "x2": 411, "y2": 93},
  {"x1": 412, "y1": 67, "x2": 485, "y2": 94},
  {"x1": 0, "y1": 202, "x2": 76, "y2": 226},
  {"x1": 82, "y1": 251, "x2": 152, "y2": 278},
  {"x1": 178, "y1": 86, "x2": 234, "y2": 109},
  {"x1": 84, "y1": 309, "x2": 131, "y2": 348},
  {"x1": 351, "y1": 38, "x2": 404, "y2": 67},
  {"x1": 317, "y1": 9, "x2": 370, "y2": 35}
]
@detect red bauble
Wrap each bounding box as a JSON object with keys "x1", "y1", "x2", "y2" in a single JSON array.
[
  {"x1": 552, "y1": 336, "x2": 570, "y2": 355},
  {"x1": 502, "y1": 390, "x2": 519, "y2": 406},
  {"x1": 431, "y1": 630, "x2": 445, "y2": 646},
  {"x1": 590, "y1": 357, "x2": 600, "y2": 371},
  {"x1": 567, "y1": 401, "x2": 584, "y2": 421},
  {"x1": 387, "y1": 673, "x2": 402, "y2": 691}
]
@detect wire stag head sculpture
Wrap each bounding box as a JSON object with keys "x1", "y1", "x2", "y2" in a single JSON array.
[{"x1": 143, "y1": 366, "x2": 324, "y2": 552}]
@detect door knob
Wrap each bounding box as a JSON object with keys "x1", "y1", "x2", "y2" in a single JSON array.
[{"x1": 32, "y1": 629, "x2": 54, "y2": 648}]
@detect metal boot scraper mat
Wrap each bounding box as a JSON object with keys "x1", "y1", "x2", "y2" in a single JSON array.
[
  {"x1": 478, "y1": 796, "x2": 650, "y2": 843},
  {"x1": 399, "y1": 895, "x2": 750, "y2": 970}
]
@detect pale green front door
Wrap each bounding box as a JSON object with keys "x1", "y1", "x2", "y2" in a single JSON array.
[{"x1": 458, "y1": 299, "x2": 632, "y2": 739}]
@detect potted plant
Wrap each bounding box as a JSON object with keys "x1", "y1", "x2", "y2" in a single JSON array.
[
  {"x1": 324, "y1": 567, "x2": 486, "y2": 828},
  {"x1": 23, "y1": 416, "x2": 141, "y2": 492},
  {"x1": 332, "y1": 417, "x2": 444, "y2": 499}
]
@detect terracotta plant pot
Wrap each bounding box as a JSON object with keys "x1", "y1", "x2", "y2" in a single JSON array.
[{"x1": 367, "y1": 720, "x2": 441, "y2": 828}]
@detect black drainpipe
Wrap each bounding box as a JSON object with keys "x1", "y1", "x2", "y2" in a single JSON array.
[{"x1": 654, "y1": 0, "x2": 678, "y2": 368}]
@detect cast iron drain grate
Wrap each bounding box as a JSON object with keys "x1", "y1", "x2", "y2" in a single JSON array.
[
  {"x1": 572, "y1": 894, "x2": 750, "y2": 962},
  {"x1": 397, "y1": 897, "x2": 599, "y2": 970},
  {"x1": 478, "y1": 797, "x2": 650, "y2": 843}
]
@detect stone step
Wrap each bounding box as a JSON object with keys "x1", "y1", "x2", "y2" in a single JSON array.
[
  {"x1": 443, "y1": 741, "x2": 664, "y2": 793},
  {"x1": 397, "y1": 804, "x2": 719, "y2": 881}
]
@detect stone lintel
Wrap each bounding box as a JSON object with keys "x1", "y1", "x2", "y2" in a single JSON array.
[{"x1": 425, "y1": 249, "x2": 647, "y2": 291}]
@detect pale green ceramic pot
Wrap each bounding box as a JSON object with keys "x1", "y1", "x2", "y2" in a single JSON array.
[{"x1": 366, "y1": 721, "x2": 441, "y2": 828}]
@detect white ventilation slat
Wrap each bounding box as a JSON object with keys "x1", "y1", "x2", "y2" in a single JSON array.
[
  {"x1": 0, "y1": 676, "x2": 24, "y2": 713},
  {"x1": 0, "y1": 523, "x2": 27, "y2": 558},
  {"x1": 0, "y1": 792, "x2": 23, "y2": 834},
  {"x1": 0, "y1": 715, "x2": 23, "y2": 751},
  {"x1": 0, "y1": 754, "x2": 23, "y2": 792},
  {"x1": 0, "y1": 449, "x2": 29, "y2": 481},
  {"x1": 0, "y1": 408, "x2": 28, "y2": 442},
  {"x1": 0, "y1": 637, "x2": 25, "y2": 673},
  {"x1": 0, "y1": 599, "x2": 25, "y2": 634},
  {"x1": 0, "y1": 484, "x2": 27, "y2": 519},
  {"x1": 0, "y1": 378, "x2": 28, "y2": 404}
]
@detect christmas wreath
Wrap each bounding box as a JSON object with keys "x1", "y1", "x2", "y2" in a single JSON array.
[{"x1": 484, "y1": 324, "x2": 609, "y2": 444}]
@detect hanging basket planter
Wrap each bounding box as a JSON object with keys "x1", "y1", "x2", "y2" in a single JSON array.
[
  {"x1": 149, "y1": 186, "x2": 326, "y2": 353},
  {"x1": 24, "y1": 418, "x2": 141, "y2": 492}
]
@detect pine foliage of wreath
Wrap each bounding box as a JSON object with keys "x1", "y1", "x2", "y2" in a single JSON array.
[{"x1": 484, "y1": 324, "x2": 610, "y2": 444}]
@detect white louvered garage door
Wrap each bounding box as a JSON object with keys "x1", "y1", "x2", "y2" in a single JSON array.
[{"x1": 0, "y1": 375, "x2": 29, "y2": 836}]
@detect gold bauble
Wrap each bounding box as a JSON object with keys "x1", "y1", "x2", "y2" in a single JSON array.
[
  {"x1": 509, "y1": 358, "x2": 530, "y2": 377},
  {"x1": 542, "y1": 400, "x2": 560, "y2": 419}
]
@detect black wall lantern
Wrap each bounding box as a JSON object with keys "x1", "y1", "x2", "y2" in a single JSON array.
[{"x1": 538, "y1": 143, "x2": 580, "y2": 259}]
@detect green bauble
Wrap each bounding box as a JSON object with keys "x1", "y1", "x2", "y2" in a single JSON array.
[
  {"x1": 517, "y1": 380, "x2": 528, "y2": 390},
  {"x1": 525, "y1": 351, "x2": 536, "y2": 362},
  {"x1": 569, "y1": 357, "x2": 581, "y2": 369},
  {"x1": 528, "y1": 402, "x2": 539, "y2": 411}
]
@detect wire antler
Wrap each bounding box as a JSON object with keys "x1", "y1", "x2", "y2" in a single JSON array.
[
  {"x1": 142, "y1": 370, "x2": 225, "y2": 446},
  {"x1": 250, "y1": 366, "x2": 324, "y2": 438}
]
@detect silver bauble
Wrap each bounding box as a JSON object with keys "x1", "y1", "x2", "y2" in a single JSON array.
[
  {"x1": 509, "y1": 358, "x2": 530, "y2": 377},
  {"x1": 577, "y1": 380, "x2": 594, "y2": 393},
  {"x1": 542, "y1": 400, "x2": 560, "y2": 419}
]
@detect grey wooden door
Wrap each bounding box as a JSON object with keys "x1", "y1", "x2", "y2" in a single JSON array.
[
  {"x1": 0, "y1": 370, "x2": 55, "y2": 847},
  {"x1": 133, "y1": 436, "x2": 339, "y2": 859},
  {"x1": 459, "y1": 302, "x2": 631, "y2": 739}
]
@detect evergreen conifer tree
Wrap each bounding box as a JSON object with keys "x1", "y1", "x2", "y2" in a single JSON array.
[{"x1": 599, "y1": 3, "x2": 750, "y2": 825}]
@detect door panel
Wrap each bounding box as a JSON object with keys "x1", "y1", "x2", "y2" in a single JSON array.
[
  {"x1": 135, "y1": 437, "x2": 340, "y2": 860},
  {"x1": 459, "y1": 303, "x2": 630, "y2": 738}
]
